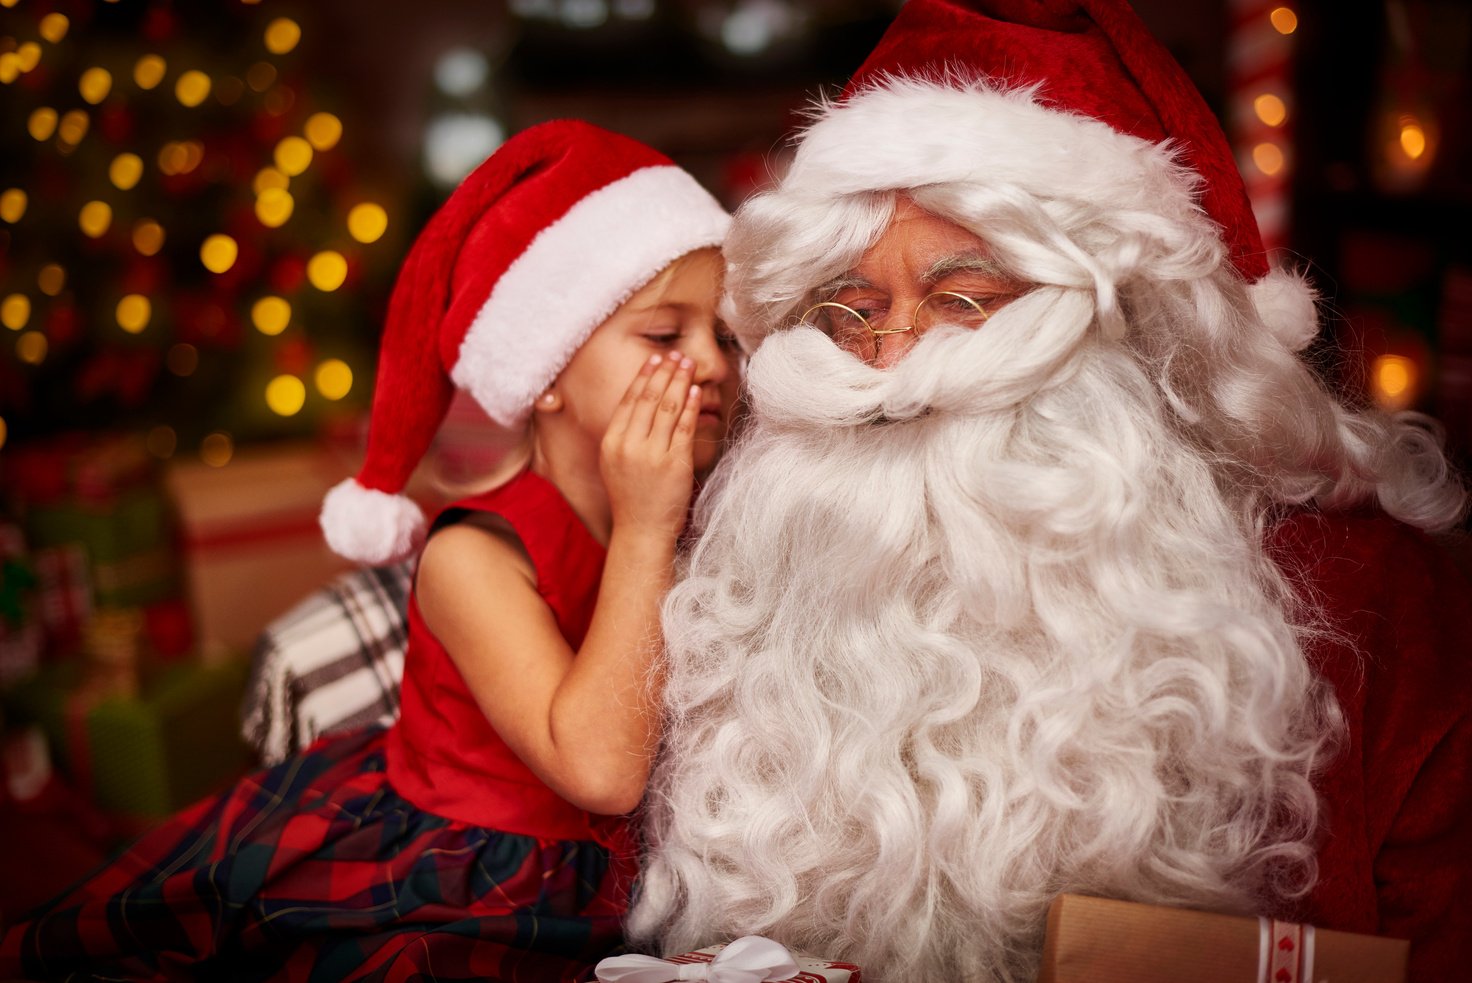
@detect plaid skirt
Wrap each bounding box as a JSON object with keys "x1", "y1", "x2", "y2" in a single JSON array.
[{"x1": 0, "y1": 727, "x2": 632, "y2": 982}]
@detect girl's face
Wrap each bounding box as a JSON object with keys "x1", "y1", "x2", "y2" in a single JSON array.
[{"x1": 547, "y1": 248, "x2": 740, "y2": 475}]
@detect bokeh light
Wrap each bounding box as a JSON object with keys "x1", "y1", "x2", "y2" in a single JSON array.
[
  {"x1": 1371, "y1": 354, "x2": 1418, "y2": 411},
  {"x1": 146, "y1": 425, "x2": 177, "y2": 459},
  {"x1": 110, "y1": 152, "x2": 144, "y2": 190},
  {"x1": 175, "y1": 70, "x2": 211, "y2": 107},
  {"x1": 0, "y1": 189, "x2": 25, "y2": 223},
  {"x1": 1400, "y1": 120, "x2": 1427, "y2": 159},
  {"x1": 79, "y1": 67, "x2": 112, "y2": 104},
  {"x1": 57, "y1": 109, "x2": 89, "y2": 146},
  {"x1": 1252, "y1": 142, "x2": 1285, "y2": 176},
  {"x1": 39, "y1": 13, "x2": 70, "y2": 43},
  {"x1": 255, "y1": 188, "x2": 295, "y2": 228},
  {"x1": 116, "y1": 294, "x2": 151, "y2": 333},
  {"x1": 28, "y1": 107, "x2": 58, "y2": 141},
  {"x1": 307, "y1": 251, "x2": 348, "y2": 291},
  {"x1": 134, "y1": 54, "x2": 167, "y2": 90},
  {"x1": 315, "y1": 359, "x2": 353, "y2": 400},
  {"x1": 201, "y1": 432, "x2": 234, "y2": 467},
  {"x1": 16, "y1": 331, "x2": 47, "y2": 365},
  {"x1": 265, "y1": 18, "x2": 302, "y2": 55},
  {"x1": 133, "y1": 219, "x2": 166, "y2": 256},
  {"x1": 251, "y1": 296, "x2": 291, "y2": 335},
  {"x1": 1, "y1": 294, "x2": 30, "y2": 330},
  {"x1": 305, "y1": 112, "x2": 342, "y2": 151},
  {"x1": 38, "y1": 264, "x2": 65, "y2": 296},
  {"x1": 79, "y1": 200, "x2": 113, "y2": 237},
  {"x1": 274, "y1": 136, "x2": 313, "y2": 176},
  {"x1": 347, "y1": 203, "x2": 387, "y2": 243},
  {"x1": 1269, "y1": 6, "x2": 1298, "y2": 35},
  {"x1": 253, "y1": 167, "x2": 289, "y2": 195},
  {"x1": 266, "y1": 374, "x2": 307, "y2": 416},
  {"x1": 200, "y1": 234, "x2": 239, "y2": 273}
]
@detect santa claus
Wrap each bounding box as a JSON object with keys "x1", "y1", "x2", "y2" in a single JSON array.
[{"x1": 628, "y1": 2, "x2": 1472, "y2": 981}]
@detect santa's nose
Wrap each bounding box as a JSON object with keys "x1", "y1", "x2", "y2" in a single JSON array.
[{"x1": 873, "y1": 328, "x2": 918, "y2": 369}]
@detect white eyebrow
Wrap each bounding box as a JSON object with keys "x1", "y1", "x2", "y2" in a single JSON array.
[
  {"x1": 922, "y1": 251, "x2": 1008, "y2": 286},
  {"x1": 811, "y1": 273, "x2": 874, "y2": 301}
]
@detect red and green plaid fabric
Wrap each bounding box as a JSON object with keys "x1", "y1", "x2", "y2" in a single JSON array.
[{"x1": 0, "y1": 727, "x2": 630, "y2": 982}]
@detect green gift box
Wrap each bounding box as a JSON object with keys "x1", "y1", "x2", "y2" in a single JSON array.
[
  {"x1": 2, "y1": 660, "x2": 254, "y2": 817},
  {"x1": 27, "y1": 490, "x2": 178, "y2": 607}
]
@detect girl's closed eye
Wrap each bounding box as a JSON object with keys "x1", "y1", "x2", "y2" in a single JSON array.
[{"x1": 642, "y1": 329, "x2": 683, "y2": 347}]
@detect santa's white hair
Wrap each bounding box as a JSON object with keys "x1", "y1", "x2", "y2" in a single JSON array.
[{"x1": 628, "y1": 79, "x2": 1466, "y2": 981}]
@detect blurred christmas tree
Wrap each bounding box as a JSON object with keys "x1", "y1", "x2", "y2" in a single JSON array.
[{"x1": 0, "y1": 0, "x2": 397, "y2": 461}]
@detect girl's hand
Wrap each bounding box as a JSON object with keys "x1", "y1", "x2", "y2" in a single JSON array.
[{"x1": 600, "y1": 351, "x2": 701, "y2": 542}]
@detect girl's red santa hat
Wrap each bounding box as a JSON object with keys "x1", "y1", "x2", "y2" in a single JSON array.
[
  {"x1": 774, "y1": 0, "x2": 1314, "y2": 350},
  {"x1": 321, "y1": 120, "x2": 730, "y2": 565}
]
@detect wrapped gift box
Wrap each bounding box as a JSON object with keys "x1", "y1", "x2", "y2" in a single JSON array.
[
  {"x1": 165, "y1": 441, "x2": 356, "y2": 662},
  {"x1": 645, "y1": 943, "x2": 860, "y2": 982},
  {"x1": 0, "y1": 658, "x2": 253, "y2": 817},
  {"x1": 1036, "y1": 894, "x2": 1407, "y2": 983}
]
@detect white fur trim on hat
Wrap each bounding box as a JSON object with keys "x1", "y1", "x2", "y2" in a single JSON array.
[
  {"x1": 452, "y1": 165, "x2": 730, "y2": 426},
  {"x1": 1248, "y1": 268, "x2": 1319, "y2": 352},
  {"x1": 320, "y1": 478, "x2": 427, "y2": 566},
  {"x1": 787, "y1": 77, "x2": 1203, "y2": 240}
]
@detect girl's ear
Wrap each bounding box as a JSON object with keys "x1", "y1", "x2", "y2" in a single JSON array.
[{"x1": 534, "y1": 388, "x2": 563, "y2": 414}]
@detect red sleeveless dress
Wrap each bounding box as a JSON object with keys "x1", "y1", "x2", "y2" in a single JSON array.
[{"x1": 0, "y1": 470, "x2": 635, "y2": 983}]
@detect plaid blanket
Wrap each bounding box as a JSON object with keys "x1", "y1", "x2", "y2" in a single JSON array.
[{"x1": 241, "y1": 562, "x2": 412, "y2": 765}]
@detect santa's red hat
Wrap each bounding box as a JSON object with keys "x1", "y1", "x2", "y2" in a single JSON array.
[
  {"x1": 771, "y1": 0, "x2": 1314, "y2": 349},
  {"x1": 321, "y1": 120, "x2": 730, "y2": 565}
]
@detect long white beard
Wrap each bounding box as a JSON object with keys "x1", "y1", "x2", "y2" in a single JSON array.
[{"x1": 630, "y1": 290, "x2": 1338, "y2": 982}]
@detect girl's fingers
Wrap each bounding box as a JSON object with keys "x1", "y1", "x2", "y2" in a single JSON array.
[
  {"x1": 669, "y1": 384, "x2": 701, "y2": 457},
  {"x1": 608, "y1": 353, "x2": 663, "y2": 440},
  {"x1": 627, "y1": 352, "x2": 685, "y2": 439},
  {"x1": 647, "y1": 357, "x2": 696, "y2": 447}
]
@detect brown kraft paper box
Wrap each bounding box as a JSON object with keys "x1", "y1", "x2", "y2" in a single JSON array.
[{"x1": 1036, "y1": 894, "x2": 1407, "y2": 983}]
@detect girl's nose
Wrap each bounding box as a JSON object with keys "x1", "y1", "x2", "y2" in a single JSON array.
[{"x1": 688, "y1": 326, "x2": 733, "y2": 383}]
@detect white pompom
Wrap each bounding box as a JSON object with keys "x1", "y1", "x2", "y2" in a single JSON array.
[
  {"x1": 1249, "y1": 269, "x2": 1320, "y2": 353},
  {"x1": 320, "y1": 478, "x2": 426, "y2": 566}
]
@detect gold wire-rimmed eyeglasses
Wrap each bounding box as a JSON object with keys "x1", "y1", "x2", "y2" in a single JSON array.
[{"x1": 796, "y1": 291, "x2": 995, "y2": 362}]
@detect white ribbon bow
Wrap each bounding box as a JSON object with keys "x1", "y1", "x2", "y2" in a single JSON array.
[{"x1": 595, "y1": 935, "x2": 802, "y2": 983}]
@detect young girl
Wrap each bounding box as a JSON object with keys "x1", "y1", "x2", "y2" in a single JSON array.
[{"x1": 0, "y1": 121, "x2": 738, "y2": 982}]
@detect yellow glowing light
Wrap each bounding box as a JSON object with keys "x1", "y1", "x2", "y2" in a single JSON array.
[
  {"x1": 134, "y1": 54, "x2": 166, "y2": 90},
  {"x1": 266, "y1": 375, "x2": 307, "y2": 416},
  {"x1": 40, "y1": 14, "x2": 70, "y2": 43},
  {"x1": 0, "y1": 54, "x2": 19, "y2": 85},
  {"x1": 110, "y1": 152, "x2": 144, "y2": 190},
  {"x1": 315, "y1": 359, "x2": 353, "y2": 400},
  {"x1": 253, "y1": 167, "x2": 289, "y2": 195},
  {"x1": 307, "y1": 251, "x2": 348, "y2": 292},
  {"x1": 16, "y1": 331, "x2": 47, "y2": 365},
  {"x1": 304, "y1": 112, "x2": 343, "y2": 151},
  {"x1": 0, "y1": 188, "x2": 25, "y2": 223},
  {"x1": 274, "y1": 136, "x2": 313, "y2": 176},
  {"x1": 79, "y1": 200, "x2": 113, "y2": 238},
  {"x1": 264, "y1": 18, "x2": 302, "y2": 55},
  {"x1": 200, "y1": 235, "x2": 239, "y2": 274},
  {"x1": 1252, "y1": 142, "x2": 1286, "y2": 176},
  {"x1": 175, "y1": 70, "x2": 211, "y2": 107},
  {"x1": 347, "y1": 203, "x2": 388, "y2": 244},
  {"x1": 1400, "y1": 122, "x2": 1427, "y2": 160},
  {"x1": 201, "y1": 432, "x2": 234, "y2": 468},
  {"x1": 1253, "y1": 93, "x2": 1287, "y2": 128},
  {"x1": 1372, "y1": 354, "x2": 1417, "y2": 409},
  {"x1": 0, "y1": 0, "x2": 18, "y2": 8},
  {"x1": 167, "y1": 343, "x2": 198, "y2": 376},
  {"x1": 246, "y1": 60, "x2": 276, "y2": 92},
  {"x1": 133, "y1": 219, "x2": 165, "y2": 256},
  {"x1": 57, "y1": 109, "x2": 88, "y2": 146},
  {"x1": 145, "y1": 425, "x2": 176, "y2": 459},
  {"x1": 255, "y1": 187, "x2": 295, "y2": 227},
  {"x1": 38, "y1": 264, "x2": 65, "y2": 296},
  {"x1": 1270, "y1": 6, "x2": 1298, "y2": 35},
  {"x1": 116, "y1": 294, "x2": 151, "y2": 333},
  {"x1": 15, "y1": 43, "x2": 41, "y2": 73},
  {"x1": 251, "y1": 296, "x2": 291, "y2": 336},
  {"x1": 1, "y1": 294, "x2": 30, "y2": 330},
  {"x1": 79, "y1": 67, "x2": 112, "y2": 104},
  {"x1": 28, "y1": 107, "x2": 58, "y2": 141}
]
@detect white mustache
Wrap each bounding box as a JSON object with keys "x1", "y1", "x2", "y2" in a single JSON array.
[{"x1": 746, "y1": 287, "x2": 1095, "y2": 428}]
